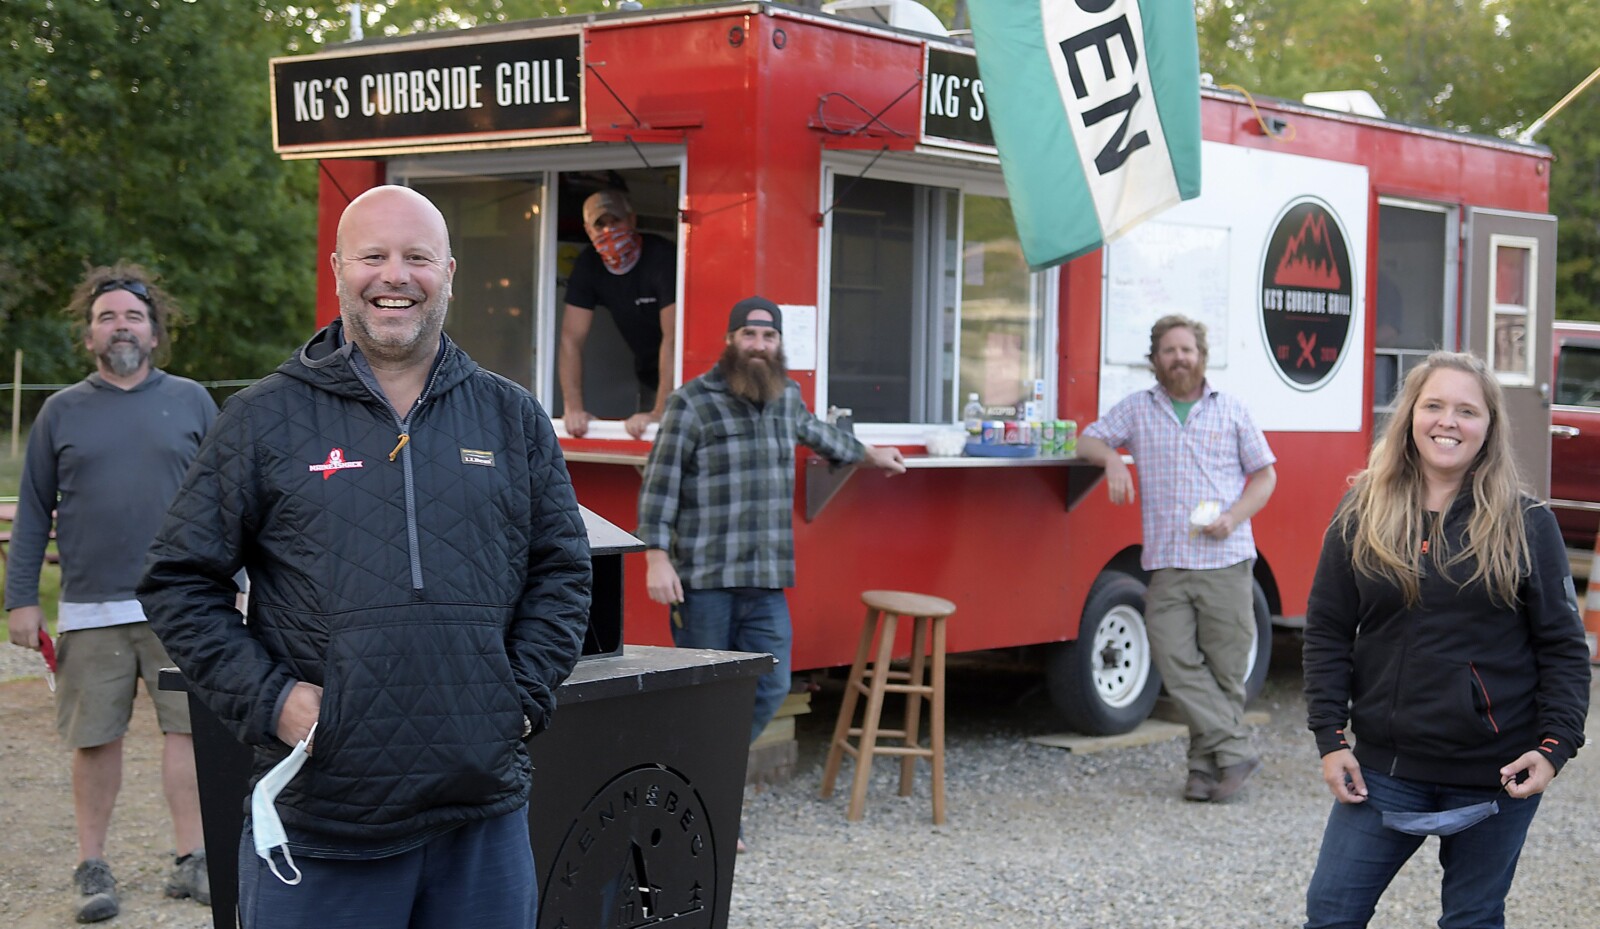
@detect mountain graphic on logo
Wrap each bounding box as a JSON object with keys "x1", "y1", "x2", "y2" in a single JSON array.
[{"x1": 1274, "y1": 211, "x2": 1343, "y2": 290}]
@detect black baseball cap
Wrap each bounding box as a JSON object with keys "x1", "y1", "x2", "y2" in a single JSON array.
[{"x1": 727, "y1": 296, "x2": 782, "y2": 334}]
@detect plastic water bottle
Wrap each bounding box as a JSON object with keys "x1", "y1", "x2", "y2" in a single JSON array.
[{"x1": 962, "y1": 393, "x2": 984, "y2": 438}]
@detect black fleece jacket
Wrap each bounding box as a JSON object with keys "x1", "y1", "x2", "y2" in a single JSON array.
[
  {"x1": 139, "y1": 322, "x2": 592, "y2": 843},
  {"x1": 1304, "y1": 495, "x2": 1589, "y2": 788}
]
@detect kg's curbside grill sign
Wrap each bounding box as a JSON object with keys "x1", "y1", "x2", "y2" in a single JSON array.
[
  {"x1": 923, "y1": 47, "x2": 993, "y2": 151},
  {"x1": 1259, "y1": 197, "x2": 1355, "y2": 391},
  {"x1": 271, "y1": 31, "x2": 583, "y2": 157}
]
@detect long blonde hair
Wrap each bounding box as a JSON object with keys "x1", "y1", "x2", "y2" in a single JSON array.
[{"x1": 1336, "y1": 352, "x2": 1528, "y2": 606}]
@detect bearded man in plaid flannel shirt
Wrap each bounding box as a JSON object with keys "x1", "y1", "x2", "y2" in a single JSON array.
[
  {"x1": 637, "y1": 296, "x2": 905, "y2": 752},
  {"x1": 1078, "y1": 314, "x2": 1277, "y2": 805}
]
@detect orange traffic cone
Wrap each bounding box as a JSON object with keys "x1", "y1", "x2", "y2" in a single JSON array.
[{"x1": 1585, "y1": 528, "x2": 1600, "y2": 664}]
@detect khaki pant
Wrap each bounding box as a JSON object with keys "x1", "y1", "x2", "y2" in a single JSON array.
[
  {"x1": 1145, "y1": 561, "x2": 1255, "y2": 775},
  {"x1": 56, "y1": 623, "x2": 191, "y2": 748}
]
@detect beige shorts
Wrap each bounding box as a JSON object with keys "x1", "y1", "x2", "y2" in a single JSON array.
[{"x1": 55, "y1": 624, "x2": 191, "y2": 749}]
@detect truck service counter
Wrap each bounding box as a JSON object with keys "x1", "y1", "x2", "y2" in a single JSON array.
[{"x1": 559, "y1": 447, "x2": 1108, "y2": 522}]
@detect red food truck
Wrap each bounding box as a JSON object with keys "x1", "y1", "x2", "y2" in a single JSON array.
[{"x1": 272, "y1": 1, "x2": 1558, "y2": 734}]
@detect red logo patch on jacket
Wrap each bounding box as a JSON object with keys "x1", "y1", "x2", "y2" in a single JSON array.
[{"x1": 309, "y1": 448, "x2": 365, "y2": 480}]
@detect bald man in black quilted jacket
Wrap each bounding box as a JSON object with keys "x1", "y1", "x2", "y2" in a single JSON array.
[{"x1": 139, "y1": 186, "x2": 592, "y2": 929}]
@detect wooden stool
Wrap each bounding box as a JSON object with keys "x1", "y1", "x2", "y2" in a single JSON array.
[{"x1": 820, "y1": 590, "x2": 957, "y2": 824}]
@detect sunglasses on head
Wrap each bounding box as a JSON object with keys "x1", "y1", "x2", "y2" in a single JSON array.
[{"x1": 92, "y1": 279, "x2": 154, "y2": 306}]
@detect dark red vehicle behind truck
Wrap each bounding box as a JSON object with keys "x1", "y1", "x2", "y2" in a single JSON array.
[{"x1": 1552, "y1": 319, "x2": 1600, "y2": 565}]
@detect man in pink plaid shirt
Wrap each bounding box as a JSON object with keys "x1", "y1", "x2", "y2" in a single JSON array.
[{"x1": 1079, "y1": 315, "x2": 1277, "y2": 804}]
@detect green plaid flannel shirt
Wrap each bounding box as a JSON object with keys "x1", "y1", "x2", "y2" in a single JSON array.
[{"x1": 637, "y1": 366, "x2": 865, "y2": 589}]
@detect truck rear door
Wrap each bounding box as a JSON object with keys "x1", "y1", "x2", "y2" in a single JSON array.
[{"x1": 1462, "y1": 208, "x2": 1557, "y2": 497}]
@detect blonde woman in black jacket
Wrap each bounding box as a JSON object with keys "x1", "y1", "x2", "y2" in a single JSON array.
[{"x1": 1302, "y1": 351, "x2": 1589, "y2": 929}]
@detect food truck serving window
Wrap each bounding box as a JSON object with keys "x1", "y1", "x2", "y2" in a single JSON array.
[
  {"x1": 409, "y1": 174, "x2": 545, "y2": 389},
  {"x1": 391, "y1": 147, "x2": 685, "y2": 421},
  {"x1": 821, "y1": 155, "x2": 1055, "y2": 427}
]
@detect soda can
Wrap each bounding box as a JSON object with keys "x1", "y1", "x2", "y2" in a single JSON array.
[
  {"x1": 1029, "y1": 421, "x2": 1043, "y2": 451},
  {"x1": 1060, "y1": 419, "x2": 1078, "y2": 457},
  {"x1": 982, "y1": 421, "x2": 1005, "y2": 445},
  {"x1": 1003, "y1": 420, "x2": 1022, "y2": 445},
  {"x1": 1040, "y1": 420, "x2": 1057, "y2": 456}
]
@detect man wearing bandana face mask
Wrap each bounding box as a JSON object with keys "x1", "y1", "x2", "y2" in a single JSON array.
[{"x1": 560, "y1": 189, "x2": 677, "y2": 439}]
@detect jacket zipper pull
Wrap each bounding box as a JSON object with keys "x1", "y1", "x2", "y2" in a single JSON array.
[{"x1": 389, "y1": 433, "x2": 410, "y2": 461}]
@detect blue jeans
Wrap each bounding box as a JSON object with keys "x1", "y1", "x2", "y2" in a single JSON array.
[
  {"x1": 1304, "y1": 767, "x2": 1541, "y2": 929},
  {"x1": 239, "y1": 808, "x2": 537, "y2": 929},
  {"x1": 674, "y1": 588, "x2": 791, "y2": 743}
]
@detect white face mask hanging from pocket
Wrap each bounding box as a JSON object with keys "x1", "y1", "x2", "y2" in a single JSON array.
[{"x1": 251, "y1": 722, "x2": 316, "y2": 886}]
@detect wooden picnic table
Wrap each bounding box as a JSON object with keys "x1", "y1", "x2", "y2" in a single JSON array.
[{"x1": 0, "y1": 501, "x2": 59, "y2": 564}]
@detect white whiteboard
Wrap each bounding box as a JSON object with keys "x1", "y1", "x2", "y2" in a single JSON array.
[{"x1": 1104, "y1": 222, "x2": 1231, "y2": 367}]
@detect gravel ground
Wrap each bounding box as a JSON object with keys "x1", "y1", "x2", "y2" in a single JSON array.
[
  {"x1": 1, "y1": 643, "x2": 214, "y2": 929},
  {"x1": 729, "y1": 636, "x2": 1600, "y2": 929},
  {"x1": 4, "y1": 635, "x2": 1596, "y2": 928}
]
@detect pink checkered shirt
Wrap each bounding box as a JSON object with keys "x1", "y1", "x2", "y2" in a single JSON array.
[{"x1": 1083, "y1": 382, "x2": 1276, "y2": 571}]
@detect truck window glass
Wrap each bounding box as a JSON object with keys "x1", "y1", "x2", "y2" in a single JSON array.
[
  {"x1": 826, "y1": 176, "x2": 1045, "y2": 424},
  {"x1": 1373, "y1": 203, "x2": 1449, "y2": 434},
  {"x1": 1556, "y1": 344, "x2": 1600, "y2": 408},
  {"x1": 1490, "y1": 242, "x2": 1534, "y2": 382},
  {"x1": 416, "y1": 175, "x2": 544, "y2": 390}
]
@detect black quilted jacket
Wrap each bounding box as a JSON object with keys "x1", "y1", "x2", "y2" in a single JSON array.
[{"x1": 139, "y1": 321, "x2": 592, "y2": 842}]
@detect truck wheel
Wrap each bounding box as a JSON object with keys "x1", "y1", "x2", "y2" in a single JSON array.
[
  {"x1": 1046, "y1": 571, "x2": 1160, "y2": 736},
  {"x1": 1243, "y1": 579, "x2": 1273, "y2": 705}
]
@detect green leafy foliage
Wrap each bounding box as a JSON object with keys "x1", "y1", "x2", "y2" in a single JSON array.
[
  {"x1": 270, "y1": 0, "x2": 620, "y2": 49},
  {"x1": 0, "y1": 0, "x2": 318, "y2": 393}
]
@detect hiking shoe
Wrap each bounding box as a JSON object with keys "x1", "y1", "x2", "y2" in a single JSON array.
[
  {"x1": 1210, "y1": 757, "x2": 1263, "y2": 802},
  {"x1": 72, "y1": 858, "x2": 119, "y2": 923},
  {"x1": 166, "y1": 849, "x2": 212, "y2": 906},
  {"x1": 1183, "y1": 770, "x2": 1217, "y2": 802}
]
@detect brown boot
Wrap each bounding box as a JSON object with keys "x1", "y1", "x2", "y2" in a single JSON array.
[
  {"x1": 1209, "y1": 757, "x2": 1262, "y2": 802},
  {"x1": 1184, "y1": 771, "x2": 1216, "y2": 802}
]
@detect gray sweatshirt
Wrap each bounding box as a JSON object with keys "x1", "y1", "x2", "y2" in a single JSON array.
[{"x1": 5, "y1": 369, "x2": 217, "y2": 614}]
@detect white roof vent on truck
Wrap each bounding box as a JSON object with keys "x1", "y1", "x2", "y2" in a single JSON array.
[
  {"x1": 1301, "y1": 90, "x2": 1387, "y2": 120},
  {"x1": 822, "y1": 0, "x2": 949, "y2": 37}
]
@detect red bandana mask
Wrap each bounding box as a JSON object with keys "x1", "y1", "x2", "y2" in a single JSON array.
[{"x1": 593, "y1": 226, "x2": 643, "y2": 276}]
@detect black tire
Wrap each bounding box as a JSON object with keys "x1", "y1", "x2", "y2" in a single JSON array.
[
  {"x1": 1243, "y1": 578, "x2": 1273, "y2": 705},
  {"x1": 1046, "y1": 571, "x2": 1161, "y2": 736}
]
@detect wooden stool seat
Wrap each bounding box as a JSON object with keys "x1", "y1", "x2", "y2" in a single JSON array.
[
  {"x1": 859, "y1": 589, "x2": 956, "y2": 619},
  {"x1": 820, "y1": 590, "x2": 956, "y2": 824}
]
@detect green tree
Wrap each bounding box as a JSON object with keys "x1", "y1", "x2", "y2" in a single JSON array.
[
  {"x1": 0, "y1": 0, "x2": 318, "y2": 395},
  {"x1": 271, "y1": 0, "x2": 617, "y2": 49}
]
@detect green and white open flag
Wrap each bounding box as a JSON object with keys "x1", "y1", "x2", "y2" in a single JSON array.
[{"x1": 967, "y1": 0, "x2": 1203, "y2": 271}]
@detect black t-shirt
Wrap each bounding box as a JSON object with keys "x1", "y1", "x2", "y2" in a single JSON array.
[{"x1": 563, "y1": 233, "x2": 676, "y2": 387}]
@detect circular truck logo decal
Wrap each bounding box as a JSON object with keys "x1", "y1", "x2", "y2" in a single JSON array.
[{"x1": 1259, "y1": 197, "x2": 1355, "y2": 390}]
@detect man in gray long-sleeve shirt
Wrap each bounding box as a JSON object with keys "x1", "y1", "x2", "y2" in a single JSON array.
[{"x1": 5, "y1": 263, "x2": 218, "y2": 922}]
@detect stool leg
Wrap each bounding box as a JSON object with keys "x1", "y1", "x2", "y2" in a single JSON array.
[
  {"x1": 930, "y1": 616, "x2": 947, "y2": 825},
  {"x1": 847, "y1": 612, "x2": 898, "y2": 821},
  {"x1": 899, "y1": 615, "x2": 928, "y2": 797},
  {"x1": 821, "y1": 607, "x2": 881, "y2": 798}
]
